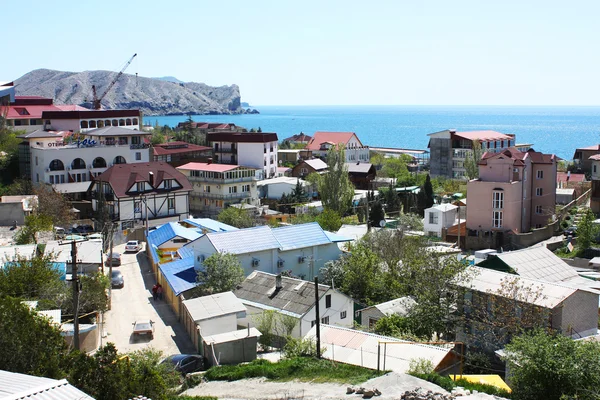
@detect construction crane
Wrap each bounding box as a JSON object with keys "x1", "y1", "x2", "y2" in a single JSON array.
[{"x1": 91, "y1": 53, "x2": 137, "y2": 110}]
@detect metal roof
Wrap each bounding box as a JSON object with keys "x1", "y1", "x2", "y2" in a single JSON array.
[
  {"x1": 44, "y1": 240, "x2": 102, "y2": 265},
  {"x1": 52, "y1": 181, "x2": 92, "y2": 194},
  {"x1": 206, "y1": 225, "x2": 280, "y2": 254},
  {"x1": 203, "y1": 327, "x2": 261, "y2": 345},
  {"x1": 256, "y1": 177, "x2": 306, "y2": 187},
  {"x1": 234, "y1": 271, "x2": 330, "y2": 316},
  {"x1": 371, "y1": 297, "x2": 416, "y2": 316},
  {"x1": 305, "y1": 325, "x2": 453, "y2": 374},
  {"x1": 183, "y1": 291, "x2": 246, "y2": 322},
  {"x1": 427, "y1": 203, "x2": 458, "y2": 212},
  {"x1": 324, "y1": 231, "x2": 354, "y2": 243},
  {"x1": 147, "y1": 222, "x2": 201, "y2": 246},
  {"x1": 182, "y1": 218, "x2": 238, "y2": 232},
  {"x1": 0, "y1": 370, "x2": 93, "y2": 400},
  {"x1": 303, "y1": 159, "x2": 328, "y2": 171},
  {"x1": 272, "y1": 222, "x2": 332, "y2": 251},
  {"x1": 158, "y1": 257, "x2": 197, "y2": 296}
]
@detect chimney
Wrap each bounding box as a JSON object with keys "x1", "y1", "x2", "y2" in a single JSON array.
[
  {"x1": 276, "y1": 274, "x2": 283, "y2": 290},
  {"x1": 207, "y1": 157, "x2": 213, "y2": 165},
  {"x1": 567, "y1": 171, "x2": 571, "y2": 181},
  {"x1": 148, "y1": 171, "x2": 154, "y2": 187}
]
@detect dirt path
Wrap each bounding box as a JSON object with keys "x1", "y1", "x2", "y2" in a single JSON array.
[{"x1": 101, "y1": 243, "x2": 194, "y2": 355}]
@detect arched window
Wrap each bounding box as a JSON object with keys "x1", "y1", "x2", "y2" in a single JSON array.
[
  {"x1": 112, "y1": 119, "x2": 118, "y2": 126},
  {"x1": 132, "y1": 118, "x2": 138, "y2": 125},
  {"x1": 71, "y1": 158, "x2": 86, "y2": 169},
  {"x1": 89, "y1": 120, "x2": 97, "y2": 128},
  {"x1": 80, "y1": 121, "x2": 89, "y2": 129},
  {"x1": 105, "y1": 120, "x2": 112, "y2": 126},
  {"x1": 49, "y1": 159, "x2": 64, "y2": 171},
  {"x1": 92, "y1": 157, "x2": 107, "y2": 168},
  {"x1": 97, "y1": 120, "x2": 104, "y2": 128},
  {"x1": 126, "y1": 119, "x2": 132, "y2": 126},
  {"x1": 113, "y1": 156, "x2": 126, "y2": 165},
  {"x1": 119, "y1": 119, "x2": 125, "y2": 126}
]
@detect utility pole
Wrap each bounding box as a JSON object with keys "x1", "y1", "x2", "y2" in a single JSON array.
[
  {"x1": 108, "y1": 222, "x2": 115, "y2": 310},
  {"x1": 457, "y1": 203, "x2": 461, "y2": 250},
  {"x1": 71, "y1": 240, "x2": 80, "y2": 351},
  {"x1": 314, "y1": 276, "x2": 321, "y2": 359}
]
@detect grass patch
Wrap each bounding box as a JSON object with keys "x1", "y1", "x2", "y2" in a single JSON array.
[
  {"x1": 410, "y1": 373, "x2": 512, "y2": 398},
  {"x1": 204, "y1": 357, "x2": 383, "y2": 385}
]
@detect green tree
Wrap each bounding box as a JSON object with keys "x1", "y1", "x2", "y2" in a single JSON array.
[
  {"x1": 319, "y1": 145, "x2": 354, "y2": 215},
  {"x1": 217, "y1": 206, "x2": 255, "y2": 228},
  {"x1": 382, "y1": 184, "x2": 401, "y2": 214},
  {"x1": 15, "y1": 214, "x2": 53, "y2": 244},
  {"x1": 315, "y1": 208, "x2": 342, "y2": 232},
  {"x1": 464, "y1": 139, "x2": 483, "y2": 180},
  {"x1": 0, "y1": 296, "x2": 68, "y2": 378},
  {"x1": 150, "y1": 131, "x2": 166, "y2": 145},
  {"x1": 576, "y1": 208, "x2": 599, "y2": 252},
  {"x1": 368, "y1": 200, "x2": 385, "y2": 228},
  {"x1": 291, "y1": 179, "x2": 308, "y2": 203},
  {"x1": 373, "y1": 313, "x2": 428, "y2": 340},
  {"x1": 0, "y1": 254, "x2": 63, "y2": 301},
  {"x1": 424, "y1": 174, "x2": 435, "y2": 209},
  {"x1": 74, "y1": 272, "x2": 110, "y2": 314},
  {"x1": 504, "y1": 329, "x2": 600, "y2": 400},
  {"x1": 381, "y1": 155, "x2": 412, "y2": 184},
  {"x1": 33, "y1": 184, "x2": 74, "y2": 228},
  {"x1": 196, "y1": 252, "x2": 245, "y2": 295},
  {"x1": 305, "y1": 172, "x2": 322, "y2": 197}
]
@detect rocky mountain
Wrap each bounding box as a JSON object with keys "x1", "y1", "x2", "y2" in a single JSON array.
[{"x1": 14, "y1": 69, "x2": 246, "y2": 116}]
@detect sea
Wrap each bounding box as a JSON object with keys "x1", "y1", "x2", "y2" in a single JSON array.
[{"x1": 144, "y1": 106, "x2": 600, "y2": 160}]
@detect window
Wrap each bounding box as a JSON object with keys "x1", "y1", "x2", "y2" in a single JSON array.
[
  {"x1": 168, "y1": 198, "x2": 175, "y2": 209},
  {"x1": 242, "y1": 184, "x2": 250, "y2": 192},
  {"x1": 164, "y1": 179, "x2": 172, "y2": 189},
  {"x1": 368, "y1": 318, "x2": 378, "y2": 329},
  {"x1": 311, "y1": 320, "x2": 316, "y2": 328},
  {"x1": 229, "y1": 186, "x2": 237, "y2": 194},
  {"x1": 492, "y1": 191, "x2": 504, "y2": 209},
  {"x1": 204, "y1": 199, "x2": 210, "y2": 206},
  {"x1": 135, "y1": 152, "x2": 141, "y2": 161},
  {"x1": 340, "y1": 311, "x2": 347, "y2": 319},
  {"x1": 204, "y1": 185, "x2": 210, "y2": 193},
  {"x1": 595, "y1": 165, "x2": 598, "y2": 174},
  {"x1": 49, "y1": 175, "x2": 54, "y2": 184},
  {"x1": 321, "y1": 316, "x2": 329, "y2": 324},
  {"x1": 119, "y1": 137, "x2": 128, "y2": 145},
  {"x1": 325, "y1": 294, "x2": 331, "y2": 308},
  {"x1": 536, "y1": 187, "x2": 543, "y2": 196},
  {"x1": 428, "y1": 212, "x2": 438, "y2": 224},
  {"x1": 136, "y1": 182, "x2": 144, "y2": 192},
  {"x1": 35, "y1": 157, "x2": 38, "y2": 166},
  {"x1": 535, "y1": 205, "x2": 543, "y2": 214},
  {"x1": 135, "y1": 201, "x2": 141, "y2": 213},
  {"x1": 114, "y1": 156, "x2": 126, "y2": 164},
  {"x1": 49, "y1": 159, "x2": 64, "y2": 171},
  {"x1": 132, "y1": 136, "x2": 140, "y2": 145},
  {"x1": 492, "y1": 211, "x2": 503, "y2": 228},
  {"x1": 537, "y1": 170, "x2": 544, "y2": 179}
]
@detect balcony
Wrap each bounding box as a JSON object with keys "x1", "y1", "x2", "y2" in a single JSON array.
[
  {"x1": 188, "y1": 176, "x2": 255, "y2": 184},
  {"x1": 214, "y1": 147, "x2": 237, "y2": 153},
  {"x1": 191, "y1": 192, "x2": 251, "y2": 200}
]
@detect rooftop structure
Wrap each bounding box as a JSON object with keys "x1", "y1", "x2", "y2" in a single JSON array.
[
  {"x1": 0, "y1": 370, "x2": 93, "y2": 400},
  {"x1": 306, "y1": 131, "x2": 369, "y2": 163}
]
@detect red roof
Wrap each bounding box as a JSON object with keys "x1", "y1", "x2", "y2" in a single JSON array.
[
  {"x1": 557, "y1": 172, "x2": 586, "y2": 182},
  {"x1": 453, "y1": 130, "x2": 512, "y2": 141},
  {"x1": 177, "y1": 162, "x2": 242, "y2": 173},
  {"x1": 589, "y1": 154, "x2": 600, "y2": 161},
  {"x1": 306, "y1": 132, "x2": 360, "y2": 151},
  {"x1": 93, "y1": 162, "x2": 192, "y2": 198},
  {"x1": 153, "y1": 141, "x2": 211, "y2": 156},
  {"x1": 6, "y1": 104, "x2": 63, "y2": 119},
  {"x1": 479, "y1": 147, "x2": 554, "y2": 165}
]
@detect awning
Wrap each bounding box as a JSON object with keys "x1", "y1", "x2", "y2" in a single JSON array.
[{"x1": 53, "y1": 182, "x2": 92, "y2": 194}]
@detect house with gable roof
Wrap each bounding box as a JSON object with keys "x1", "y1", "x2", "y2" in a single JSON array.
[
  {"x1": 424, "y1": 203, "x2": 459, "y2": 237},
  {"x1": 306, "y1": 131, "x2": 369, "y2": 162}
]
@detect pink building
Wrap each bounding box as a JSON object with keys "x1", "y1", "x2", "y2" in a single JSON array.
[{"x1": 467, "y1": 148, "x2": 557, "y2": 235}]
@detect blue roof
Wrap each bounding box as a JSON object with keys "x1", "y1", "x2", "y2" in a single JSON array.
[
  {"x1": 147, "y1": 222, "x2": 202, "y2": 246},
  {"x1": 159, "y1": 257, "x2": 198, "y2": 296},
  {"x1": 324, "y1": 231, "x2": 354, "y2": 243},
  {"x1": 272, "y1": 222, "x2": 332, "y2": 251},
  {"x1": 147, "y1": 235, "x2": 161, "y2": 265},
  {"x1": 183, "y1": 218, "x2": 238, "y2": 233},
  {"x1": 177, "y1": 245, "x2": 194, "y2": 259},
  {"x1": 206, "y1": 225, "x2": 280, "y2": 255}
]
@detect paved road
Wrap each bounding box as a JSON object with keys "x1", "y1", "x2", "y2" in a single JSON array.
[{"x1": 102, "y1": 243, "x2": 195, "y2": 355}]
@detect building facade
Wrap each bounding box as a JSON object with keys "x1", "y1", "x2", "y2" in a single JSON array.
[
  {"x1": 90, "y1": 162, "x2": 192, "y2": 230},
  {"x1": 573, "y1": 145, "x2": 600, "y2": 174},
  {"x1": 153, "y1": 141, "x2": 212, "y2": 166},
  {"x1": 177, "y1": 162, "x2": 259, "y2": 217},
  {"x1": 207, "y1": 131, "x2": 278, "y2": 179},
  {"x1": 466, "y1": 148, "x2": 557, "y2": 235},
  {"x1": 428, "y1": 130, "x2": 516, "y2": 179},
  {"x1": 423, "y1": 203, "x2": 459, "y2": 237},
  {"x1": 306, "y1": 131, "x2": 369, "y2": 162},
  {"x1": 589, "y1": 155, "x2": 600, "y2": 213}
]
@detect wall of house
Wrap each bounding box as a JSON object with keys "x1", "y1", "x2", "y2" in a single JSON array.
[
  {"x1": 278, "y1": 243, "x2": 343, "y2": 280},
  {"x1": 359, "y1": 307, "x2": 385, "y2": 329},
  {"x1": 238, "y1": 142, "x2": 278, "y2": 179},
  {"x1": 204, "y1": 336, "x2": 259, "y2": 366},
  {"x1": 424, "y1": 209, "x2": 442, "y2": 236},
  {"x1": 198, "y1": 314, "x2": 239, "y2": 337},
  {"x1": 117, "y1": 192, "x2": 189, "y2": 224},
  {"x1": 479, "y1": 158, "x2": 521, "y2": 182},
  {"x1": 0, "y1": 203, "x2": 25, "y2": 226},
  {"x1": 466, "y1": 180, "x2": 523, "y2": 232},
  {"x1": 529, "y1": 162, "x2": 557, "y2": 229},
  {"x1": 262, "y1": 182, "x2": 298, "y2": 199},
  {"x1": 300, "y1": 289, "x2": 354, "y2": 336},
  {"x1": 428, "y1": 132, "x2": 452, "y2": 178},
  {"x1": 559, "y1": 290, "x2": 599, "y2": 338}
]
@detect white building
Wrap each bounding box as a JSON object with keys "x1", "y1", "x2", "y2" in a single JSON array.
[
  {"x1": 89, "y1": 161, "x2": 192, "y2": 230},
  {"x1": 359, "y1": 297, "x2": 417, "y2": 329},
  {"x1": 234, "y1": 271, "x2": 355, "y2": 338},
  {"x1": 177, "y1": 162, "x2": 259, "y2": 217},
  {"x1": 43, "y1": 109, "x2": 141, "y2": 132},
  {"x1": 423, "y1": 203, "x2": 459, "y2": 237},
  {"x1": 306, "y1": 131, "x2": 369, "y2": 162},
  {"x1": 207, "y1": 131, "x2": 279, "y2": 180},
  {"x1": 187, "y1": 222, "x2": 346, "y2": 280},
  {"x1": 257, "y1": 176, "x2": 308, "y2": 200},
  {"x1": 18, "y1": 126, "x2": 151, "y2": 197}
]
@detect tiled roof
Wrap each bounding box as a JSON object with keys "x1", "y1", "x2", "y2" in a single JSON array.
[
  {"x1": 207, "y1": 131, "x2": 278, "y2": 143},
  {"x1": 283, "y1": 132, "x2": 312, "y2": 143},
  {"x1": 453, "y1": 130, "x2": 512, "y2": 141},
  {"x1": 346, "y1": 162, "x2": 374, "y2": 174},
  {"x1": 272, "y1": 222, "x2": 332, "y2": 251},
  {"x1": 147, "y1": 222, "x2": 201, "y2": 246},
  {"x1": 576, "y1": 144, "x2": 600, "y2": 151},
  {"x1": 0, "y1": 370, "x2": 93, "y2": 400},
  {"x1": 205, "y1": 226, "x2": 280, "y2": 254},
  {"x1": 234, "y1": 271, "x2": 330, "y2": 316},
  {"x1": 182, "y1": 218, "x2": 238, "y2": 232},
  {"x1": 307, "y1": 132, "x2": 359, "y2": 151},
  {"x1": 589, "y1": 154, "x2": 600, "y2": 161},
  {"x1": 304, "y1": 159, "x2": 328, "y2": 171},
  {"x1": 93, "y1": 162, "x2": 192, "y2": 198},
  {"x1": 153, "y1": 141, "x2": 211, "y2": 156},
  {"x1": 158, "y1": 257, "x2": 197, "y2": 296},
  {"x1": 479, "y1": 147, "x2": 554, "y2": 166},
  {"x1": 177, "y1": 162, "x2": 243, "y2": 173},
  {"x1": 556, "y1": 172, "x2": 586, "y2": 182},
  {"x1": 182, "y1": 291, "x2": 246, "y2": 322}
]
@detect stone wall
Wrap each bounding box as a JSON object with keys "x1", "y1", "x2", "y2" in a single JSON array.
[{"x1": 0, "y1": 203, "x2": 25, "y2": 226}]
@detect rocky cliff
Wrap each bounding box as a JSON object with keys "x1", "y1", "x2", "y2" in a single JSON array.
[{"x1": 14, "y1": 69, "x2": 246, "y2": 116}]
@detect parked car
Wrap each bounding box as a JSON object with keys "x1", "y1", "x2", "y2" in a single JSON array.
[
  {"x1": 565, "y1": 226, "x2": 577, "y2": 237},
  {"x1": 76, "y1": 225, "x2": 94, "y2": 235},
  {"x1": 54, "y1": 227, "x2": 66, "y2": 239},
  {"x1": 125, "y1": 240, "x2": 142, "y2": 253},
  {"x1": 160, "y1": 354, "x2": 206, "y2": 375},
  {"x1": 105, "y1": 252, "x2": 122, "y2": 266},
  {"x1": 132, "y1": 319, "x2": 154, "y2": 340},
  {"x1": 111, "y1": 270, "x2": 124, "y2": 288}
]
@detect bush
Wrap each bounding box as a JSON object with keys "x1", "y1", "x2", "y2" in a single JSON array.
[
  {"x1": 407, "y1": 358, "x2": 435, "y2": 375},
  {"x1": 282, "y1": 337, "x2": 325, "y2": 359},
  {"x1": 561, "y1": 221, "x2": 569, "y2": 229}
]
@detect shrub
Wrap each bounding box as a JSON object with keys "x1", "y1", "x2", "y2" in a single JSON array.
[
  {"x1": 407, "y1": 358, "x2": 435, "y2": 375},
  {"x1": 282, "y1": 337, "x2": 325, "y2": 359}
]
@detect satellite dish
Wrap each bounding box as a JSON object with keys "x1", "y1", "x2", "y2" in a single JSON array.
[{"x1": 379, "y1": 219, "x2": 386, "y2": 228}]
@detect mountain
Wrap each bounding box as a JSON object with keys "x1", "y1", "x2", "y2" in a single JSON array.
[
  {"x1": 154, "y1": 76, "x2": 184, "y2": 84},
  {"x1": 14, "y1": 69, "x2": 245, "y2": 116}
]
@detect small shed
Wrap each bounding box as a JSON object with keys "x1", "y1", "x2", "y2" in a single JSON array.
[
  {"x1": 359, "y1": 297, "x2": 416, "y2": 329},
  {"x1": 203, "y1": 327, "x2": 261, "y2": 366},
  {"x1": 556, "y1": 188, "x2": 576, "y2": 205}
]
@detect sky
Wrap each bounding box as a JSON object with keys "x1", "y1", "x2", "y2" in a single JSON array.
[{"x1": 4, "y1": 0, "x2": 600, "y2": 106}]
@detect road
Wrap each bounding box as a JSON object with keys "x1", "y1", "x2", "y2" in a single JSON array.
[{"x1": 102, "y1": 243, "x2": 195, "y2": 355}]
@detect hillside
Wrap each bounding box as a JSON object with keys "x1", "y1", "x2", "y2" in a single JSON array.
[{"x1": 14, "y1": 69, "x2": 246, "y2": 116}]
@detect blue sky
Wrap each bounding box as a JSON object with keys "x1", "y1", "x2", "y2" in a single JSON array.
[{"x1": 4, "y1": 0, "x2": 599, "y2": 106}]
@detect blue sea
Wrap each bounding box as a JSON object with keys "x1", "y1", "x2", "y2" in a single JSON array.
[{"x1": 144, "y1": 106, "x2": 600, "y2": 160}]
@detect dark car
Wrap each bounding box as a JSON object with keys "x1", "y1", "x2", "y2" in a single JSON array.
[
  {"x1": 565, "y1": 226, "x2": 577, "y2": 237},
  {"x1": 111, "y1": 270, "x2": 124, "y2": 288},
  {"x1": 161, "y1": 354, "x2": 205, "y2": 375},
  {"x1": 106, "y1": 252, "x2": 122, "y2": 266}
]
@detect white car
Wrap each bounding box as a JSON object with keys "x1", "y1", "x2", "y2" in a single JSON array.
[{"x1": 125, "y1": 240, "x2": 142, "y2": 253}]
